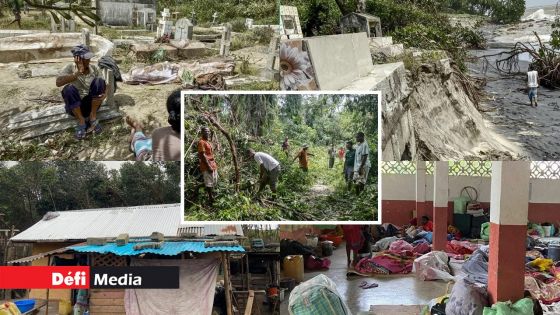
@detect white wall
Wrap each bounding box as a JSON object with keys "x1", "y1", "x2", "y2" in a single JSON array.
[{"x1": 382, "y1": 174, "x2": 560, "y2": 204}]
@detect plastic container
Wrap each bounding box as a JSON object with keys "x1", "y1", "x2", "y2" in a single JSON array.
[
  {"x1": 548, "y1": 244, "x2": 560, "y2": 261},
  {"x1": 283, "y1": 255, "x2": 304, "y2": 283},
  {"x1": 14, "y1": 299, "x2": 35, "y2": 313},
  {"x1": 543, "y1": 226, "x2": 552, "y2": 237}
]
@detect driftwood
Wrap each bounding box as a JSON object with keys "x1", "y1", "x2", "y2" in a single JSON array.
[{"x1": 495, "y1": 32, "x2": 560, "y2": 88}]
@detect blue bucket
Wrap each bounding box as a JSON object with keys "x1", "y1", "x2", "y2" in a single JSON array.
[{"x1": 15, "y1": 299, "x2": 35, "y2": 313}]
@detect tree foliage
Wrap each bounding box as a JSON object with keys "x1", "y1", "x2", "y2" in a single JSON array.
[
  {"x1": 185, "y1": 94, "x2": 378, "y2": 221},
  {"x1": 0, "y1": 161, "x2": 180, "y2": 230}
]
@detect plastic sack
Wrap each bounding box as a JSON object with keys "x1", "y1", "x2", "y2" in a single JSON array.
[
  {"x1": 482, "y1": 298, "x2": 534, "y2": 315},
  {"x1": 446, "y1": 278, "x2": 489, "y2": 315},
  {"x1": 481, "y1": 222, "x2": 490, "y2": 241},
  {"x1": 413, "y1": 251, "x2": 454, "y2": 281},
  {"x1": 288, "y1": 274, "x2": 352, "y2": 315},
  {"x1": 0, "y1": 303, "x2": 21, "y2": 315}
]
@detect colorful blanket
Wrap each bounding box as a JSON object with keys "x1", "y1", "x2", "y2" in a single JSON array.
[{"x1": 354, "y1": 250, "x2": 416, "y2": 275}]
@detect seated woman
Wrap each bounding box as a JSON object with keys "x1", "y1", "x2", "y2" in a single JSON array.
[{"x1": 126, "y1": 89, "x2": 181, "y2": 161}]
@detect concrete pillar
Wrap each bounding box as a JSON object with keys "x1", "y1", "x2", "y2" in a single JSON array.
[
  {"x1": 81, "y1": 28, "x2": 90, "y2": 47},
  {"x1": 432, "y1": 161, "x2": 449, "y2": 251},
  {"x1": 487, "y1": 161, "x2": 530, "y2": 304},
  {"x1": 415, "y1": 161, "x2": 426, "y2": 220}
]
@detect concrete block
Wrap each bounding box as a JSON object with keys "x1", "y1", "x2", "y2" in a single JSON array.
[
  {"x1": 304, "y1": 32, "x2": 373, "y2": 90},
  {"x1": 369, "y1": 36, "x2": 393, "y2": 48},
  {"x1": 177, "y1": 42, "x2": 208, "y2": 59}
]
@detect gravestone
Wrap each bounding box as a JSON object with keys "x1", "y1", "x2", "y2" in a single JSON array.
[
  {"x1": 175, "y1": 18, "x2": 193, "y2": 41},
  {"x1": 157, "y1": 8, "x2": 173, "y2": 38},
  {"x1": 280, "y1": 5, "x2": 303, "y2": 40},
  {"x1": 245, "y1": 18, "x2": 254, "y2": 29},
  {"x1": 220, "y1": 23, "x2": 232, "y2": 56}
]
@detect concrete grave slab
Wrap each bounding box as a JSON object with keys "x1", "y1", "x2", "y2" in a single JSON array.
[
  {"x1": 304, "y1": 32, "x2": 373, "y2": 90},
  {"x1": 131, "y1": 43, "x2": 178, "y2": 60}
]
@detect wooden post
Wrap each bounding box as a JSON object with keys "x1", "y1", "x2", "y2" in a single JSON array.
[
  {"x1": 102, "y1": 68, "x2": 115, "y2": 107},
  {"x1": 223, "y1": 253, "x2": 233, "y2": 315},
  {"x1": 45, "y1": 256, "x2": 51, "y2": 315},
  {"x1": 244, "y1": 290, "x2": 254, "y2": 315}
]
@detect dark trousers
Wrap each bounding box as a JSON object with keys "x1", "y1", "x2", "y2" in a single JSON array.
[{"x1": 62, "y1": 78, "x2": 106, "y2": 118}]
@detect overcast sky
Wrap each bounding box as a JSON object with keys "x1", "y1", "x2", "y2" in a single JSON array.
[{"x1": 528, "y1": 0, "x2": 558, "y2": 7}]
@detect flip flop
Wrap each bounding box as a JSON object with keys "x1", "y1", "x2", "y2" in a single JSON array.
[
  {"x1": 362, "y1": 282, "x2": 378, "y2": 289},
  {"x1": 75, "y1": 123, "x2": 86, "y2": 140},
  {"x1": 359, "y1": 281, "x2": 368, "y2": 288},
  {"x1": 87, "y1": 119, "x2": 102, "y2": 134}
]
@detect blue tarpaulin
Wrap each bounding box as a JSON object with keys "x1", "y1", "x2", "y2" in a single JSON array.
[{"x1": 70, "y1": 241, "x2": 245, "y2": 256}]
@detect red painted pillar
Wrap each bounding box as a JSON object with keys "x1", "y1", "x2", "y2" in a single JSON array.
[
  {"x1": 432, "y1": 161, "x2": 449, "y2": 251},
  {"x1": 487, "y1": 161, "x2": 530, "y2": 304},
  {"x1": 415, "y1": 161, "x2": 426, "y2": 220}
]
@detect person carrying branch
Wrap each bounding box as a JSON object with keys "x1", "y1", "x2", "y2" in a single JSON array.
[
  {"x1": 247, "y1": 149, "x2": 281, "y2": 200},
  {"x1": 56, "y1": 44, "x2": 106, "y2": 140},
  {"x1": 281, "y1": 137, "x2": 290, "y2": 158},
  {"x1": 198, "y1": 127, "x2": 218, "y2": 206},
  {"x1": 293, "y1": 144, "x2": 314, "y2": 172},
  {"x1": 527, "y1": 65, "x2": 539, "y2": 107},
  {"x1": 353, "y1": 132, "x2": 371, "y2": 195}
]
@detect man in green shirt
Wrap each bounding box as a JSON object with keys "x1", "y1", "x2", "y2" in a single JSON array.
[{"x1": 343, "y1": 141, "x2": 356, "y2": 190}]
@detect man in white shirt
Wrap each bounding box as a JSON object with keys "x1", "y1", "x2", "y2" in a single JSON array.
[
  {"x1": 527, "y1": 66, "x2": 539, "y2": 107},
  {"x1": 353, "y1": 132, "x2": 371, "y2": 195},
  {"x1": 247, "y1": 149, "x2": 281, "y2": 199}
]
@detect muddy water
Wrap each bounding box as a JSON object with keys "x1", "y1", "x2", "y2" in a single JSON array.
[{"x1": 467, "y1": 23, "x2": 560, "y2": 160}]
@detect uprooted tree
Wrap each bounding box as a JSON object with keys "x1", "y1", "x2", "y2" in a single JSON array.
[{"x1": 496, "y1": 32, "x2": 560, "y2": 89}]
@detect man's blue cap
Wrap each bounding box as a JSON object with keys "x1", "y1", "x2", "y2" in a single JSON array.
[{"x1": 71, "y1": 44, "x2": 94, "y2": 59}]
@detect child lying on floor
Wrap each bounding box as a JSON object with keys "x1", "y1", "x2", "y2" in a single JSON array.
[{"x1": 126, "y1": 89, "x2": 181, "y2": 161}]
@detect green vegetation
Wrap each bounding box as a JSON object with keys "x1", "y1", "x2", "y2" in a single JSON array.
[
  {"x1": 0, "y1": 161, "x2": 180, "y2": 230},
  {"x1": 185, "y1": 94, "x2": 377, "y2": 221},
  {"x1": 157, "y1": 0, "x2": 278, "y2": 25}
]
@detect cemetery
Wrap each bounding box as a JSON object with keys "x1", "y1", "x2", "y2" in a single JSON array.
[{"x1": 0, "y1": 2, "x2": 279, "y2": 160}]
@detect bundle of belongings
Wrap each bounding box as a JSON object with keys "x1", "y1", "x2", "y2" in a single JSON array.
[
  {"x1": 288, "y1": 274, "x2": 352, "y2": 315},
  {"x1": 281, "y1": 239, "x2": 331, "y2": 271}
]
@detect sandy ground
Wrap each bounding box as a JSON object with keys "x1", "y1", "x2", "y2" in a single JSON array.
[
  {"x1": 468, "y1": 17, "x2": 560, "y2": 160},
  {"x1": 0, "y1": 60, "x2": 179, "y2": 160}
]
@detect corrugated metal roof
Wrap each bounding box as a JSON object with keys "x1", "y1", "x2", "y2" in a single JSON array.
[
  {"x1": 177, "y1": 224, "x2": 244, "y2": 237},
  {"x1": 70, "y1": 241, "x2": 245, "y2": 256},
  {"x1": 8, "y1": 245, "x2": 75, "y2": 264},
  {"x1": 11, "y1": 204, "x2": 181, "y2": 242}
]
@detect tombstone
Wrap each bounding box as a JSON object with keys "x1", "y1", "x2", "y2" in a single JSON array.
[
  {"x1": 340, "y1": 12, "x2": 382, "y2": 38},
  {"x1": 175, "y1": 18, "x2": 193, "y2": 41},
  {"x1": 245, "y1": 18, "x2": 254, "y2": 29},
  {"x1": 220, "y1": 23, "x2": 232, "y2": 56},
  {"x1": 191, "y1": 10, "x2": 197, "y2": 26},
  {"x1": 211, "y1": 12, "x2": 218, "y2": 25},
  {"x1": 157, "y1": 8, "x2": 173, "y2": 38},
  {"x1": 280, "y1": 5, "x2": 303, "y2": 40},
  {"x1": 81, "y1": 28, "x2": 90, "y2": 47}
]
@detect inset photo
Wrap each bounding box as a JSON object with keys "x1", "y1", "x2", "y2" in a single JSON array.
[{"x1": 184, "y1": 92, "x2": 378, "y2": 222}]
